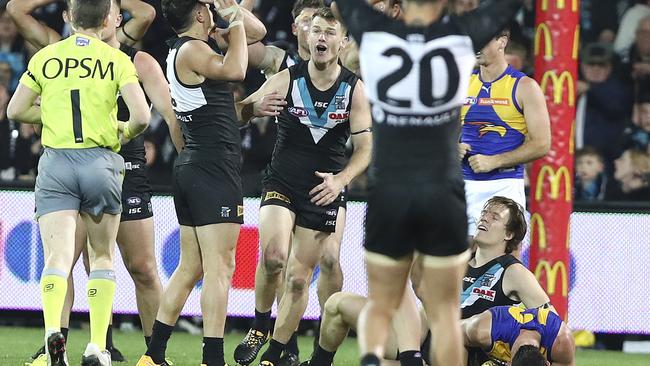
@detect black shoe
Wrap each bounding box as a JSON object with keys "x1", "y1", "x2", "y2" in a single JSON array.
[
  {"x1": 47, "y1": 332, "x2": 68, "y2": 366},
  {"x1": 277, "y1": 352, "x2": 300, "y2": 366},
  {"x1": 234, "y1": 329, "x2": 270, "y2": 365},
  {"x1": 31, "y1": 345, "x2": 46, "y2": 360},
  {"x1": 109, "y1": 346, "x2": 126, "y2": 362}
]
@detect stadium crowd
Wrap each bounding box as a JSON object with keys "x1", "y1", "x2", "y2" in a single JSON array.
[{"x1": 1, "y1": 0, "x2": 649, "y2": 202}]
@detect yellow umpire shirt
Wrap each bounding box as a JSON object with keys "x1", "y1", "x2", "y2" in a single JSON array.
[{"x1": 19, "y1": 34, "x2": 139, "y2": 152}]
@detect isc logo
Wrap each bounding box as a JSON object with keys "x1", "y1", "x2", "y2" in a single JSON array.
[
  {"x1": 314, "y1": 101, "x2": 329, "y2": 108},
  {"x1": 128, "y1": 207, "x2": 142, "y2": 214}
]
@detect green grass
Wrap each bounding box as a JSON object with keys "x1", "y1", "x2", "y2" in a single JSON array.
[{"x1": 1, "y1": 326, "x2": 648, "y2": 365}]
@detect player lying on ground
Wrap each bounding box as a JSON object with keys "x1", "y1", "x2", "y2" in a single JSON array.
[{"x1": 462, "y1": 305, "x2": 575, "y2": 366}]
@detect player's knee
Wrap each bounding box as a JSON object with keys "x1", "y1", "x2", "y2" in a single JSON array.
[
  {"x1": 262, "y1": 245, "x2": 287, "y2": 275},
  {"x1": 287, "y1": 274, "x2": 308, "y2": 294},
  {"x1": 324, "y1": 292, "x2": 345, "y2": 318},
  {"x1": 127, "y1": 258, "x2": 158, "y2": 286},
  {"x1": 318, "y1": 252, "x2": 340, "y2": 276},
  {"x1": 177, "y1": 261, "x2": 203, "y2": 284}
]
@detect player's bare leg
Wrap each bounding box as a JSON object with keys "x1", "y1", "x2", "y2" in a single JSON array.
[
  {"x1": 258, "y1": 226, "x2": 329, "y2": 365},
  {"x1": 316, "y1": 208, "x2": 345, "y2": 310},
  {"x1": 413, "y1": 251, "x2": 468, "y2": 366},
  {"x1": 141, "y1": 225, "x2": 203, "y2": 365},
  {"x1": 235, "y1": 206, "x2": 295, "y2": 365},
  {"x1": 195, "y1": 222, "x2": 240, "y2": 365},
  {"x1": 116, "y1": 217, "x2": 162, "y2": 340},
  {"x1": 358, "y1": 252, "x2": 412, "y2": 365}
]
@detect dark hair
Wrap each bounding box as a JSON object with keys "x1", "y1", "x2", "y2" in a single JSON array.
[
  {"x1": 512, "y1": 345, "x2": 547, "y2": 366},
  {"x1": 483, "y1": 196, "x2": 527, "y2": 254},
  {"x1": 292, "y1": 0, "x2": 323, "y2": 19},
  {"x1": 312, "y1": 7, "x2": 336, "y2": 22},
  {"x1": 67, "y1": 0, "x2": 111, "y2": 29},
  {"x1": 576, "y1": 146, "x2": 604, "y2": 163},
  {"x1": 162, "y1": 0, "x2": 199, "y2": 33}
]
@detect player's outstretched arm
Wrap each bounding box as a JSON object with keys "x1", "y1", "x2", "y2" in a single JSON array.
[
  {"x1": 135, "y1": 52, "x2": 184, "y2": 152},
  {"x1": 7, "y1": 84, "x2": 41, "y2": 124},
  {"x1": 310, "y1": 80, "x2": 372, "y2": 206},
  {"x1": 118, "y1": 0, "x2": 156, "y2": 46},
  {"x1": 468, "y1": 77, "x2": 550, "y2": 174},
  {"x1": 6, "y1": 0, "x2": 62, "y2": 50},
  {"x1": 236, "y1": 69, "x2": 290, "y2": 124},
  {"x1": 247, "y1": 43, "x2": 287, "y2": 77}
]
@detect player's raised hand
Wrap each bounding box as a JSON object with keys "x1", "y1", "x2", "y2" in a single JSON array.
[
  {"x1": 254, "y1": 91, "x2": 287, "y2": 117},
  {"x1": 310, "y1": 171, "x2": 345, "y2": 206},
  {"x1": 214, "y1": 0, "x2": 244, "y2": 24}
]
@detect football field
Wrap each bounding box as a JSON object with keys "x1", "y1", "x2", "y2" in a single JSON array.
[{"x1": 1, "y1": 326, "x2": 649, "y2": 365}]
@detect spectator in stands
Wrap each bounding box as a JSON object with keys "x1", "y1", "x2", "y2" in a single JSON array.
[
  {"x1": 505, "y1": 40, "x2": 530, "y2": 74},
  {"x1": 240, "y1": 117, "x2": 277, "y2": 197},
  {"x1": 0, "y1": 6, "x2": 27, "y2": 92},
  {"x1": 607, "y1": 148, "x2": 650, "y2": 200},
  {"x1": 621, "y1": 88, "x2": 650, "y2": 153},
  {"x1": 575, "y1": 146, "x2": 608, "y2": 201},
  {"x1": 0, "y1": 60, "x2": 11, "y2": 89},
  {"x1": 12, "y1": 123, "x2": 40, "y2": 181},
  {"x1": 576, "y1": 42, "x2": 632, "y2": 164},
  {"x1": 448, "y1": 0, "x2": 478, "y2": 15},
  {"x1": 144, "y1": 136, "x2": 171, "y2": 187},
  {"x1": 580, "y1": 0, "x2": 620, "y2": 44},
  {"x1": 626, "y1": 16, "x2": 650, "y2": 85},
  {"x1": 614, "y1": 1, "x2": 650, "y2": 59}
]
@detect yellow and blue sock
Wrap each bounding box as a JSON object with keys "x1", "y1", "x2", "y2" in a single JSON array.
[{"x1": 87, "y1": 270, "x2": 116, "y2": 350}]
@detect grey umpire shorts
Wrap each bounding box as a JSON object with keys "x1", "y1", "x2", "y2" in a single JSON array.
[{"x1": 35, "y1": 147, "x2": 125, "y2": 219}]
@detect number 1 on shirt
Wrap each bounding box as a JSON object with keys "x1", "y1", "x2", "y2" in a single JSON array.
[{"x1": 70, "y1": 89, "x2": 83, "y2": 143}]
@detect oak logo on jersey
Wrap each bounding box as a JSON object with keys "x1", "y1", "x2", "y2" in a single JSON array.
[
  {"x1": 265, "y1": 191, "x2": 291, "y2": 204},
  {"x1": 42, "y1": 57, "x2": 115, "y2": 80},
  {"x1": 472, "y1": 287, "x2": 496, "y2": 301},
  {"x1": 288, "y1": 106, "x2": 309, "y2": 118},
  {"x1": 327, "y1": 111, "x2": 350, "y2": 124},
  {"x1": 466, "y1": 121, "x2": 507, "y2": 138}
]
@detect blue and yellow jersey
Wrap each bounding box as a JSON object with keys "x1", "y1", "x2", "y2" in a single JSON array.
[
  {"x1": 487, "y1": 306, "x2": 563, "y2": 364},
  {"x1": 460, "y1": 65, "x2": 527, "y2": 181}
]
